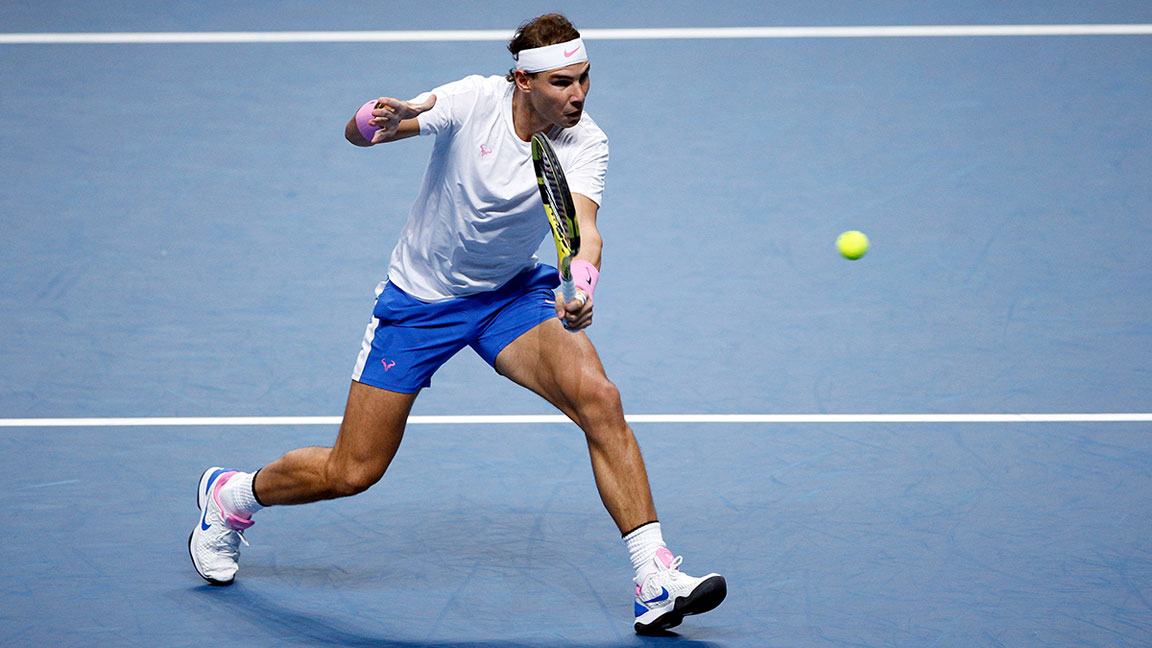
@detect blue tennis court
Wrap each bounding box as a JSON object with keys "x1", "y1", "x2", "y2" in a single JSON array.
[{"x1": 2, "y1": 2, "x2": 1151, "y2": 646}]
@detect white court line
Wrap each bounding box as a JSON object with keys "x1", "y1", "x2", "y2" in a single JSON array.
[
  {"x1": 1, "y1": 24, "x2": 1150, "y2": 45},
  {"x1": 0, "y1": 413, "x2": 1149, "y2": 427}
]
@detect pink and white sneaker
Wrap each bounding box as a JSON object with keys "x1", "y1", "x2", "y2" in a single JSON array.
[
  {"x1": 633, "y1": 548, "x2": 727, "y2": 635},
  {"x1": 188, "y1": 467, "x2": 254, "y2": 586}
]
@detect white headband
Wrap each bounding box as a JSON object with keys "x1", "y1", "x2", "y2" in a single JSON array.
[{"x1": 514, "y1": 38, "x2": 588, "y2": 73}]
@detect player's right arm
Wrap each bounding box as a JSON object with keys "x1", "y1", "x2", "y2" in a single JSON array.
[{"x1": 345, "y1": 95, "x2": 437, "y2": 147}]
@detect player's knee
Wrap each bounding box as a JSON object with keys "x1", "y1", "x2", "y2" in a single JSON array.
[
  {"x1": 578, "y1": 377, "x2": 625, "y2": 429},
  {"x1": 325, "y1": 463, "x2": 384, "y2": 498},
  {"x1": 592, "y1": 378, "x2": 622, "y2": 412}
]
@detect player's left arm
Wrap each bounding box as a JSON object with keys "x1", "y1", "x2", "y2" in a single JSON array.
[
  {"x1": 558, "y1": 193, "x2": 601, "y2": 330},
  {"x1": 345, "y1": 95, "x2": 437, "y2": 147}
]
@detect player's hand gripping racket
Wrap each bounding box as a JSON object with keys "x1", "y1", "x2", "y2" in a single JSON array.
[{"x1": 531, "y1": 133, "x2": 583, "y2": 313}]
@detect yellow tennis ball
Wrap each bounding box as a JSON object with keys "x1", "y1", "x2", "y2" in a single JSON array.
[{"x1": 837, "y1": 230, "x2": 869, "y2": 260}]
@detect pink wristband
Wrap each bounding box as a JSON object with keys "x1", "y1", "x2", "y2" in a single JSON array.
[
  {"x1": 570, "y1": 260, "x2": 599, "y2": 299},
  {"x1": 355, "y1": 99, "x2": 380, "y2": 142}
]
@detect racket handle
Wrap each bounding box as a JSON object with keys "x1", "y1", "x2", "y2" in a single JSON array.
[
  {"x1": 561, "y1": 278, "x2": 576, "y2": 304},
  {"x1": 559, "y1": 278, "x2": 585, "y2": 332}
]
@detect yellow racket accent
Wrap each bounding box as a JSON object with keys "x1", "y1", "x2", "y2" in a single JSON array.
[{"x1": 543, "y1": 202, "x2": 577, "y2": 279}]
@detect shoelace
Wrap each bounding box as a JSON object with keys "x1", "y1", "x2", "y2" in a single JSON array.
[
  {"x1": 208, "y1": 526, "x2": 250, "y2": 558},
  {"x1": 638, "y1": 554, "x2": 687, "y2": 600}
]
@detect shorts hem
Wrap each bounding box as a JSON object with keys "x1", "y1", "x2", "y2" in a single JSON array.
[
  {"x1": 474, "y1": 310, "x2": 557, "y2": 368},
  {"x1": 351, "y1": 376, "x2": 426, "y2": 394}
]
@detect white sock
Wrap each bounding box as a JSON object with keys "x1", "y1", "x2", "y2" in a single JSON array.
[
  {"x1": 219, "y1": 471, "x2": 264, "y2": 519},
  {"x1": 624, "y1": 521, "x2": 666, "y2": 581}
]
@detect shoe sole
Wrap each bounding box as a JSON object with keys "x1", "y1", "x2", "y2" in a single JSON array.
[
  {"x1": 189, "y1": 467, "x2": 235, "y2": 586},
  {"x1": 634, "y1": 575, "x2": 727, "y2": 636}
]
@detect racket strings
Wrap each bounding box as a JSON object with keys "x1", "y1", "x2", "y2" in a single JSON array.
[{"x1": 541, "y1": 161, "x2": 573, "y2": 240}]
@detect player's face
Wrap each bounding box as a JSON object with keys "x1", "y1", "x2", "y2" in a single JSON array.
[{"x1": 530, "y1": 62, "x2": 590, "y2": 128}]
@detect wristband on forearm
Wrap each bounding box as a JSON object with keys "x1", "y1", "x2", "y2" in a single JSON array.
[
  {"x1": 570, "y1": 259, "x2": 599, "y2": 300},
  {"x1": 355, "y1": 99, "x2": 380, "y2": 142}
]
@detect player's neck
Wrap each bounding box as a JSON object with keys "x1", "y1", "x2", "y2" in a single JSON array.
[{"x1": 511, "y1": 88, "x2": 553, "y2": 142}]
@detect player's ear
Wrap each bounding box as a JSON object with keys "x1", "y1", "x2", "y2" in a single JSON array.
[{"x1": 513, "y1": 70, "x2": 534, "y2": 93}]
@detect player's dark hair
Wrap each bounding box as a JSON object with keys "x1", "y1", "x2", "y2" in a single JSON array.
[{"x1": 505, "y1": 13, "x2": 581, "y2": 82}]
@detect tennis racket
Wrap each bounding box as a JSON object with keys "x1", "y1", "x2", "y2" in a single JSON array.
[{"x1": 531, "y1": 132, "x2": 582, "y2": 307}]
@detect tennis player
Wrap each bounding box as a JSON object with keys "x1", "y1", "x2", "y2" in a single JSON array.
[{"x1": 189, "y1": 13, "x2": 726, "y2": 635}]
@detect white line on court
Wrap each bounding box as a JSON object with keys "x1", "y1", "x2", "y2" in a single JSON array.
[
  {"x1": 1, "y1": 24, "x2": 1150, "y2": 45},
  {"x1": 0, "y1": 413, "x2": 1149, "y2": 427}
]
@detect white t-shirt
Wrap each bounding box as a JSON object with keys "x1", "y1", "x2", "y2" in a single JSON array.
[{"x1": 386, "y1": 74, "x2": 609, "y2": 301}]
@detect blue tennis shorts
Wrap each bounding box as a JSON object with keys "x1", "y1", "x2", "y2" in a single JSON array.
[{"x1": 351, "y1": 264, "x2": 561, "y2": 393}]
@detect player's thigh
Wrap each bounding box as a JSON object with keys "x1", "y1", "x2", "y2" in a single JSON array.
[
  {"x1": 494, "y1": 318, "x2": 621, "y2": 422},
  {"x1": 328, "y1": 380, "x2": 418, "y2": 482}
]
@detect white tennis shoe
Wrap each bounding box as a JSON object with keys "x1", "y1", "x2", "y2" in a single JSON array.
[
  {"x1": 188, "y1": 467, "x2": 254, "y2": 586},
  {"x1": 633, "y1": 548, "x2": 727, "y2": 635}
]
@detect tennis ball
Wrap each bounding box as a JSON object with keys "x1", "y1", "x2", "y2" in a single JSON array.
[{"x1": 837, "y1": 230, "x2": 869, "y2": 260}]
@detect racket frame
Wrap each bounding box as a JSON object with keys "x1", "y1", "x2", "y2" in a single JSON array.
[{"x1": 531, "y1": 133, "x2": 582, "y2": 305}]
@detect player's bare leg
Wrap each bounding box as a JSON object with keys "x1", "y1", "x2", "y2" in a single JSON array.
[
  {"x1": 254, "y1": 381, "x2": 417, "y2": 504},
  {"x1": 494, "y1": 317, "x2": 656, "y2": 533},
  {"x1": 495, "y1": 316, "x2": 726, "y2": 634},
  {"x1": 189, "y1": 381, "x2": 416, "y2": 585}
]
